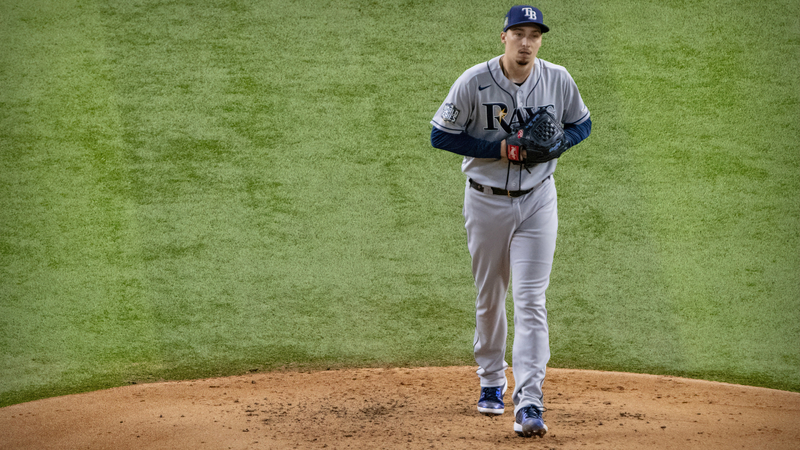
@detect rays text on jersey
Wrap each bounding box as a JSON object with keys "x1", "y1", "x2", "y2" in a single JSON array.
[{"x1": 483, "y1": 103, "x2": 549, "y2": 132}]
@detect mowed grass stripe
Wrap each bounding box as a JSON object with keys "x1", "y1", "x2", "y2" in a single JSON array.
[{"x1": 0, "y1": 0, "x2": 161, "y2": 397}]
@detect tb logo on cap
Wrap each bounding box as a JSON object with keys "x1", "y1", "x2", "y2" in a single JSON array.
[
  {"x1": 522, "y1": 7, "x2": 537, "y2": 20},
  {"x1": 504, "y1": 5, "x2": 549, "y2": 33}
]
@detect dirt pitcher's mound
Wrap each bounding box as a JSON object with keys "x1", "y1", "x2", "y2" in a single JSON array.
[{"x1": 1, "y1": 366, "x2": 799, "y2": 449}]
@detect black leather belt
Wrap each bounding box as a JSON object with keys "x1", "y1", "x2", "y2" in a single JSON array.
[{"x1": 469, "y1": 176, "x2": 549, "y2": 198}]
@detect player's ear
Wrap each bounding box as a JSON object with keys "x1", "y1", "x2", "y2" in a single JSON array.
[{"x1": 500, "y1": 31, "x2": 507, "y2": 44}]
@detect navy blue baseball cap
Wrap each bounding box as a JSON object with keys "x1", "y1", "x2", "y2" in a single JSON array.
[{"x1": 503, "y1": 5, "x2": 549, "y2": 33}]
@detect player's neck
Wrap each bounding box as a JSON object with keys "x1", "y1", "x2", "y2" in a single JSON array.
[{"x1": 500, "y1": 56, "x2": 533, "y2": 84}]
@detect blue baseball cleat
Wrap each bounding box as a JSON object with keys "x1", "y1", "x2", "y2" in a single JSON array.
[
  {"x1": 477, "y1": 383, "x2": 507, "y2": 415},
  {"x1": 514, "y1": 405, "x2": 548, "y2": 437}
]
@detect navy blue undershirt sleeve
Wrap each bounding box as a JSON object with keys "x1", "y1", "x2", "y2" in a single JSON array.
[
  {"x1": 563, "y1": 117, "x2": 592, "y2": 148},
  {"x1": 430, "y1": 128, "x2": 502, "y2": 159}
]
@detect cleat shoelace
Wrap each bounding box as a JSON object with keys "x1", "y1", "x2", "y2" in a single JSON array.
[{"x1": 480, "y1": 387, "x2": 503, "y2": 403}]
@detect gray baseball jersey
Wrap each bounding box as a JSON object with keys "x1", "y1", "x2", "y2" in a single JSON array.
[{"x1": 431, "y1": 55, "x2": 590, "y2": 190}]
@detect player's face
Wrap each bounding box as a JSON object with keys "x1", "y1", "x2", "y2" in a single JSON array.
[{"x1": 501, "y1": 25, "x2": 542, "y2": 67}]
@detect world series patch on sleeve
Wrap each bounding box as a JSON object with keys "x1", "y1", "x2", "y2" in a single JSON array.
[{"x1": 442, "y1": 103, "x2": 459, "y2": 123}]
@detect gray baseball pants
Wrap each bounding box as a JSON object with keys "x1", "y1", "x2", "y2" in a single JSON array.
[{"x1": 463, "y1": 175, "x2": 558, "y2": 415}]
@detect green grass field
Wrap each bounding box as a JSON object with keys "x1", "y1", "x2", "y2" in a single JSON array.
[{"x1": 1, "y1": 0, "x2": 798, "y2": 407}]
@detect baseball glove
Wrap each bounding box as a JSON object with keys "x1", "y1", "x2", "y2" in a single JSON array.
[{"x1": 506, "y1": 106, "x2": 570, "y2": 166}]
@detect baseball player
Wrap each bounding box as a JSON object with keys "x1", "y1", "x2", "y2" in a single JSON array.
[{"x1": 430, "y1": 5, "x2": 591, "y2": 438}]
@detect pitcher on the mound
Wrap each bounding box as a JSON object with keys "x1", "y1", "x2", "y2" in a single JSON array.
[{"x1": 430, "y1": 5, "x2": 592, "y2": 438}]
